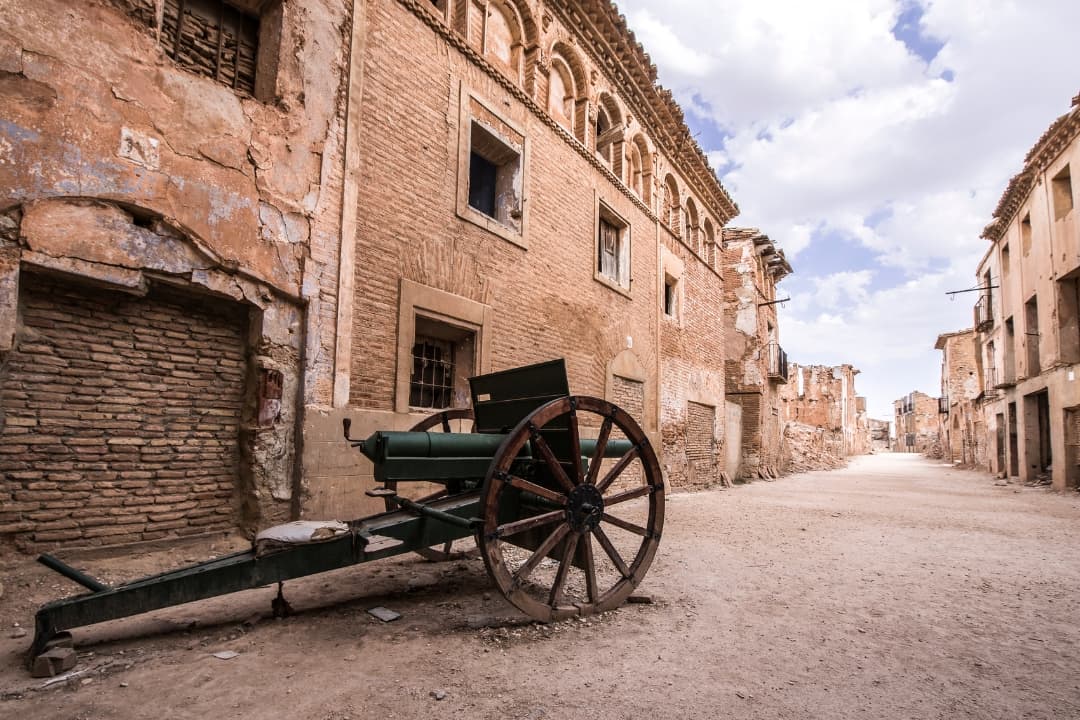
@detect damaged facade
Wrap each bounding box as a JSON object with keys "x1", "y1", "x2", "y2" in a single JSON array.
[
  {"x1": 934, "y1": 329, "x2": 986, "y2": 466},
  {"x1": 892, "y1": 391, "x2": 942, "y2": 455},
  {"x1": 0, "y1": 0, "x2": 351, "y2": 550},
  {"x1": 779, "y1": 363, "x2": 870, "y2": 473},
  {"x1": 721, "y1": 228, "x2": 791, "y2": 480},
  {"x1": 966, "y1": 93, "x2": 1080, "y2": 489}
]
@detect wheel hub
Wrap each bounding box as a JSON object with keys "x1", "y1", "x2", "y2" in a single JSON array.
[{"x1": 566, "y1": 484, "x2": 604, "y2": 532}]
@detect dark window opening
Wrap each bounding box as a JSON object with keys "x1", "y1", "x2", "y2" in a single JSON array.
[
  {"x1": 467, "y1": 121, "x2": 522, "y2": 232},
  {"x1": 468, "y1": 152, "x2": 498, "y2": 218},
  {"x1": 162, "y1": 0, "x2": 260, "y2": 96},
  {"x1": 664, "y1": 277, "x2": 677, "y2": 317},
  {"x1": 1052, "y1": 164, "x2": 1074, "y2": 220}
]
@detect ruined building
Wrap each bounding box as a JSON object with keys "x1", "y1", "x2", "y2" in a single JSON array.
[
  {"x1": 934, "y1": 329, "x2": 986, "y2": 466},
  {"x1": 868, "y1": 418, "x2": 890, "y2": 452},
  {"x1": 1, "y1": 0, "x2": 754, "y2": 551},
  {"x1": 720, "y1": 228, "x2": 791, "y2": 480},
  {"x1": 892, "y1": 391, "x2": 942, "y2": 455},
  {"x1": 971, "y1": 93, "x2": 1080, "y2": 489},
  {"x1": 779, "y1": 364, "x2": 869, "y2": 473}
]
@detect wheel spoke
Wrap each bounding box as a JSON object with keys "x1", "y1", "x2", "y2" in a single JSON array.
[
  {"x1": 530, "y1": 428, "x2": 577, "y2": 492},
  {"x1": 567, "y1": 406, "x2": 583, "y2": 484},
  {"x1": 596, "y1": 446, "x2": 640, "y2": 494},
  {"x1": 601, "y1": 512, "x2": 650, "y2": 537},
  {"x1": 498, "y1": 472, "x2": 566, "y2": 505},
  {"x1": 581, "y1": 532, "x2": 599, "y2": 603},
  {"x1": 604, "y1": 484, "x2": 652, "y2": 506},
  {"x1": 548, "y1": 532, "x2": 580, "y2": 606},
  {"x1": 494, "y1": 509, "x2": 564, "y2": 539},
  {"x1": 592, "y1": 525, "x2": 630, "y2": 579},
  {"x1": 584, "y1": 416, "x2": 613, "y2": 487},
  {"x1": 513, "y1": 523, "x2": 571, "y2": 586},
  {"x1": 441, "y1": 415, "x2": 451, "y2": 432}
]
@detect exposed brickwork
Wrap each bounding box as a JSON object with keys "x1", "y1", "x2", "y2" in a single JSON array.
[
  {"x1": 660, "y1": 233, "x2": 726, "y2": 488},
  {"x1": 686, "y1": 401, "x2": 717, "y2": 483},
  {"x1": 341, "y1": 0, "x2": 739, "y2": 507},
  {"x1": 611, "y1": 376, "x2": 645, "y2": 426},
  {"x1": 0, "y1": 275, "x2": 246, "y2": 550}
]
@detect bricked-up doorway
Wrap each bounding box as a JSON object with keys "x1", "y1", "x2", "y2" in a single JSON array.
[{"x1": 0, "y1": 274, "x2": 248, "y2": 550}]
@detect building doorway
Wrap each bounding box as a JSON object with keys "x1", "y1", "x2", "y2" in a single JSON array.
[
  {"x1": 1007, "y1": 402, "x2": 1019, "y2": 477},
  {"x1": 1023, "y1": 390, "x2": 1052, "y2": 479},
  {"x1": 996, "y1": 413, "x2": 1006, "y2": 474}
]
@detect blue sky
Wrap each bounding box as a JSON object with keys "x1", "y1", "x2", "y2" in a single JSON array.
[{"x1": 619, "y1": 0, "x2": 1080, "y2": 421}]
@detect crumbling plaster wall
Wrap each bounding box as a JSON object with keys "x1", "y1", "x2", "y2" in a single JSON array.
[
  {"x1": 722, "y1": 236, "x2": 785, "y2": 479},
  {"x1": 0, "y1": 0, "x2": 352, "y2": 545}
]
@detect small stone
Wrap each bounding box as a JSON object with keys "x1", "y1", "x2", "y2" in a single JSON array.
[
  {"x1": 627, "y1": 595, "x2": 653, "y2": 604},
  {"x1": 31, "y1": 647, "x2": 77, "y2": 678},
  {"x1": 431, "y1": 689, "x2": 447, "y2": 701},
  {"x1": 367, "y1": 606, "x2": 401, "y2": 622},
  {"x1": 212, "y1": 650, "x2": 240, "y2": 660},
  {"x1": 10, "y1": 626, "x2": 27, "y2": 639},
  {"x1": 735, "y1": 691, "x2": 746, "y2": 699},
  {"x1": 120, "y1": 682, "x2": 129, "y2": 688},
  {"x1": 80, "y1": 678, "x2": 93, "y2": 686}
]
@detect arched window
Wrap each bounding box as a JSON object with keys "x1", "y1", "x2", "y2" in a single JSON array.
[
  {"x1": 594, "y1": 93, "x2": 623, "y2": 173},
  {"x1": 684, "y1": 197, "x2": 700, "y2": 251},
  {"x1": 484, "y1": 0, "x2": 523, "y2": 82},
  {"x1": 548, "y1": 58, "x2": 575, "y2": 133},
  {"x1": 628, "y1": 134, "x2": 652, "y2": 205},
  {"x1": 703, "y1": 218, "x2": 716, "y2": 266},
  {"x1": 548, "y1": 43, "x2": 587, "y2": 143},
  {"x1": 662, "y1": 174, "x2": 680, "y2": 235}
]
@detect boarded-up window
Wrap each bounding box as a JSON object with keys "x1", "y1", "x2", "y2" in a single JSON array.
[
  {"x1": 597, "y1": 204, "x2": 630, "y2": 291},
  {"x1": 687, "y1": 402, "x2": 716, "y2": 483},
  {"x1": 161, "y1": 0, "x2": 259, "y2": 96}
]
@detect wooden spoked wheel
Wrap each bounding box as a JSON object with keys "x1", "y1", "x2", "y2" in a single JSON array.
[
  {"x1": 385, "y1": 408, "x2": 475, "y2": 561},
  {"x1": 477, "y1": 396, "x2": 665, "y2": 622}
]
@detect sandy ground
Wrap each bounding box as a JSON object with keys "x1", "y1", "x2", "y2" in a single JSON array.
[{"x1": 2, "y1": 453, "x2": 1080, "y2": 719}]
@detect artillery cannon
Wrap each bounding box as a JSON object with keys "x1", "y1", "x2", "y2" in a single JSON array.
[{"x1": 26, "y1": 359, "x2": 665, "y2": 676}]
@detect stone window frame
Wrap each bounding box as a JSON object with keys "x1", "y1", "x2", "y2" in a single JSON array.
[
  {"x1": 456, "y1": 86, "x2": 531, "y2": 249},
  {"x1": 593, "y1": 194, "x2": 632, "y2": 297},
  {"x1": 395, "y1": 278, "x2": 492, "y2": 414},
  {"x1": 661, "y1": 244, "x2": 685, "y2": 327}
]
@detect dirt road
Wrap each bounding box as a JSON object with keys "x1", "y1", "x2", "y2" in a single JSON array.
[{"x1": 2, "y1": 453, "x2": 1079, "y2": 719}]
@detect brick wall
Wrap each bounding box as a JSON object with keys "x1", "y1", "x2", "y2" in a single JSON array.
[
  {"x1": 686, "y1": 401, "x2": 716, "y2": 483},
  {"x1": 0, "y1": 275, "x2": 247, "y2": 550}
]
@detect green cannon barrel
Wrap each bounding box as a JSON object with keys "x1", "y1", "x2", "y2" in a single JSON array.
[
  {"x1": 353, "y1": 430, "x2": 635, "y2": 484},
  {"x1": 355, "y1": 431, "x2": 633, "y2": 464}
]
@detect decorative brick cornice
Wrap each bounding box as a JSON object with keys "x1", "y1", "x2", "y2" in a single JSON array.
[
  {"x1": 982, "y1": 95, "x2": 1080, "y2": 241},
  {"x1": 547, "y1": 0, "x2": 738, "y2": 224},
  {"x1": 398, "y1": 0, "x2": 657, "y2": 221},
  {"x1": 397, "y1": 0, "x2": 737, "y2": 227}
]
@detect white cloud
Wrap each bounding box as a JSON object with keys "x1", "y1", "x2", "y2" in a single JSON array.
[{"x1": 621, "y1": 0, "x2": 1079, "y2": 418}]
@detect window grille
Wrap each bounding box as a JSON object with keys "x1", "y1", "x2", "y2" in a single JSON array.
[
  {"x1": 162, "y1": 0, "x2": 259, "y2": 96},
  {"x1": 409, "y1": 337, "x2": 455, "y2": 409}
]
